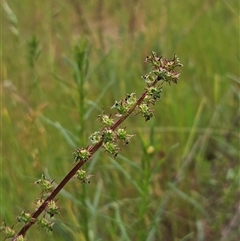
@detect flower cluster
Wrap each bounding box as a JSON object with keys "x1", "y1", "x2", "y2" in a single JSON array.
[
  {"x1": 88, "y1": 126, "x2": 134, "y2": 158},
  {"x1": 137, "y1": 52, "x2": 183, "y2": 121},
  {"x1": 142, "y1": 52, "x2": 183, "y2": 86},
  {"x1": 17, "y1": 211, "x2": 35, "y2": 224},
  {"x1": 37, "y1": 217, "x2": 54, "y2": 232},
  {"x1": 2, "y1": 52, "x2": 182, "y2": 240},
  {"x1": 97, "y1": 112, "x2": 114, "y2": 127},
  {"x1": 1, "y1": 174, "x2": 60, "y2": 239},
  {"x1": 72, "y1": 147, "x2": 91, "y2": 162},
  {"x1": 74, "y1": 169, "x2": 94, "y2": 184},
  {"x1": 34, "y1": 173, "x2": 54, "y2": 195},
  {"x1": 0, "y1": 222, "x2": 16, "y2": 239},
  {"x1": 32, "y1": 174, "x2": 60, "y2": 232},
  {"x1": 111, "y1": 93, "x2": 137, "y2": 116},
  {"x1": 138, "y1": 103, "x2": 154, "y2": 122},
  {"x1": 75, "y1": 53, "x2": 182, "y2": 158}
]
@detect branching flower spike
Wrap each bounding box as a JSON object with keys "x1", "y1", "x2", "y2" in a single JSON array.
[{"x1": 6, "y1": 52, "x2": 182, "y2": 240}]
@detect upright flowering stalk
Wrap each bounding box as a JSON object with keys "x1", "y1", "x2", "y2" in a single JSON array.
[{"x1": 2, "y1": 52, "x2": 183, "y2": 240}]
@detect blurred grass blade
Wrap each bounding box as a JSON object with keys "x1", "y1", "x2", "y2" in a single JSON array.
[
  {"x1": 26, "y1": 35, "x2": 42, "y2": 69},
  {"x1": 3, "y1": 1, "x2": 18, "y2": 25},
  {"x1": 182, "y1": 98, "x2": 206, "y2": 158},
  {"x1": 84, "y1": 76, "x2": 116, "y2": 119},
  {"x1": 3, "y1": 1, "x2": 19, "y2": 36},
  {"x1": 84, "y1": 182, "x2": 103, "y2": 240},
  {"x1": 226, "y1": 73, "x2": 240, "y2": 84},
  {"x1": 196, "y1": 220, "x2": 205, "y2": 241},
  {"x1": 40, "y1": 115, "x2": 78, "y2": 148},
  {"x1": 85, "y1": 181, "x2": 102, "y2": 213},
  {"x1": 117, "y1": 155, "x2": 142, "y2": 172},
  {"x1": 146, "y1": 191, "x2": 171, "y2": 241},
  {"x1": 92, "y1": 181, "x2": 102, "y2": 209},
  {"x1": 59, "y1": 188, "x2": 82, "y2": 206},
  {"x1": 168, "y1": 183, "x2": 209, "y2": 218},
  {"x1": 109, "y1": 157, "x2": 143, "y2": 195},
  {"x1": 115, "y1": 205, "x2": 131, "y2": 241},
  {"x1": 53, "y1": 222, "x2": 75, "y2": 241},
  {"x1": 179, "y1": 232, "x2": 195, "y2": 241}
]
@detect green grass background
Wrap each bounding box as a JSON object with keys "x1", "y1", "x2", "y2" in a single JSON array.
[{"x1": 1, "y1": 0, "x2": 239, "y2": 240}]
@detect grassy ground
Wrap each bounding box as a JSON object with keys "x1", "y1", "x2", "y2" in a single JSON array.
[{"x1": 1, "y1": 0, "x2": 239, "y2": 240}]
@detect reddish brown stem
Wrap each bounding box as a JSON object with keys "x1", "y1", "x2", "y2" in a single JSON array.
[{"x1": 13, "y1": 84, "x2": 152, "y2": 240}]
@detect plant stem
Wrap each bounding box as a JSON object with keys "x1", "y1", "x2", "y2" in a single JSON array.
[{"x1": 13, "y1": 80, "x2": 154, "y2": 240}]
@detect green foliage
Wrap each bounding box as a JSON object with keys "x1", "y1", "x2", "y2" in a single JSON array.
[
  {"x1": 2, "y1": 0, "x2": 239, "y2": 241},
  {"x1": 27, "y1": 35, "x2": 42, "y2": 69}
]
